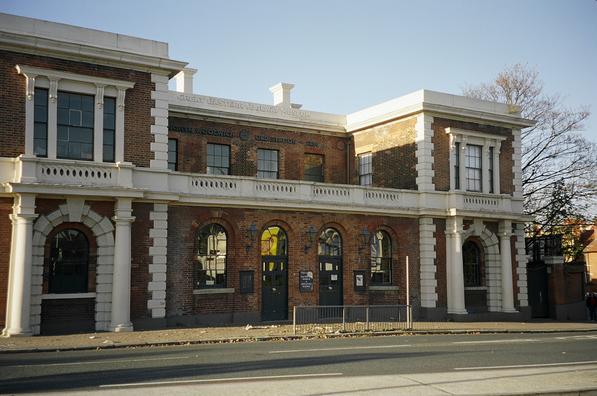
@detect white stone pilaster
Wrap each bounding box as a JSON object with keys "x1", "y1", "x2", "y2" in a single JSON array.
[
  {"x1": 110, "y1": 198, "x2": 134, "y2": 332},
  {"x1": 115, "y1": 88, "x2": 126, "y2": 163},
  {"x1": 2, "y1": 194, "x2": 37, "y2": 337},
  {"x1": 482, "y1": 143, "x2": 490, "y2": 193},
  {"x1": 499, "y1": 220, "x2": 517, "y2": 312},
  {"x1": 150, "y1": 73, "x2": 170, "y2": 170},
  {"x1": 148, "y1": 203, "x2": 168, "y2": 318},
  {"x1": 19, "y1": 68, "x2": 36, "y2": 156},
  {"x1": 47, "y1": 78, "x2": 59, "y2": 159},
  {"x1": 415, "y1": 113, "x2": 435, "y2": 191},
  {"x1": 514, "y1": 223, "x2": 528, "y2": 307},
  {"x1": 419, "y1": 217, "x2": 437, "y2": 308},
  {"x1": 493, "y1": 142, "x2": 501, "y2": 194},
  {"x1": 94, "y1": 84, "x2": 105, "y2": 162},
  {"x1": 446, "y1": 216, "x2": 467, "y2": 314},
  {"x1": 459, "y1": 140, "x2": 467, "y2": 191}
]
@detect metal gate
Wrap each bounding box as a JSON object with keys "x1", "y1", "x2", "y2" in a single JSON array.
[{"x1": 527, "y1": 262, "x2": 549, "y2": 318}]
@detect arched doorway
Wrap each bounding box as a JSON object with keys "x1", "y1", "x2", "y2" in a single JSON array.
[
  {"x1": 41, "y1": 228, "x2": 95, "y2": 335},
  {"x1": 261, "y1": 226, "x2": 288, "y2": 321},
  {"x1": 318, "y1": 228, "x2": 343, "y2": 306},
  {"x1": 463, "y1": 240, "x2": 487, "y2": 312}
]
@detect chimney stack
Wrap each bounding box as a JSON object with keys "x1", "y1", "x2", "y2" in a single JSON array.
[{"x1": 174, "y1": 67, "x2": 197, "y2": 94}]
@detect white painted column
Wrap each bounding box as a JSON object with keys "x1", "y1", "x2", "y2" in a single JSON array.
[
  {"x1": 514, "y1": 223, "x2": 529, "y2": 307},
  {"x1": 115, "y1": 88, "x2": 126, "y2": 163},
  {"x1": 493, "y1": 142, "x2": 501, "y2": 194},
  {"x1": 93, "y1": 84, "x2": 105, "y2": 162},
  {"x1": 446, "y1": 216, "x2": 467, "y2": 314},
  {"x1": 150, "y1": 73, "x2": 170, "y2": 170},
  {"x1": 414, "y1": 113, "x2": 435, "y2": 192},
  {"x1": 2, "y1": 194, "x2": 37, "y2": 337},
  {"x1": 459, "y1": 140, "x2": 467, "y2": 191},
  {"x1": 110, "y1": 198, "x2": 135, "y2": 332},
  {"x1": 499, "y1": 220, "x2": 517, "y2": 312},
  {"x1": 482, "y1": 143, "x2": 490, "y2": 193},
  {"x1": 148, "y1": 203, "x2": 168, "y2": 318},
  {"x1": 47, "y1": 78, "x2": 59, "y2": 159}
]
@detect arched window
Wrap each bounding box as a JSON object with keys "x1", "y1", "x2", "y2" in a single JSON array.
[
  {"x1": 196, "y1": 224, "x2": 227, "y2": 288},
  {"x1": 261, "y1": 226, "x2": 288, "y2": 256},
  {"x1": 318, "y1": 228, "x2": 342, "y2": 256},
  {"x1": 371, "y1": 230, "x2": 392, "y2": 285},
  {"x1": 49, "y1": 229, "x2": 89, "y2": 293},
  {"x1": 463, "y1": 241, "x2": 482, "y2": 287}
]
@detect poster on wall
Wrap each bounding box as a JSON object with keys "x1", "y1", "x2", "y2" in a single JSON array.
[
  {"x1": 353, "y1": 270, "x2": 367, "y2": 292},
  {"x1": 299, "y1": 270, "x2": 314, "y2": 292}
]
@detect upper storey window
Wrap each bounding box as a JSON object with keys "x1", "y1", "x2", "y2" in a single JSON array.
[
  {"x1": 446, "y1": 128, "x2": 506, "y2": 194},
  {"x1": 358, "y1": 152, "x2": 372, "y2": 186},
  {"x1": 257, "y1": 149, "x2": 279, "y2": 179},
  {"x1": 207, "y1": 143, "x2": 230, "y2": 175},
  {"x1": 57, "y1": 92, "x2": 94, "y2": 161},
  {"x1": 16, "y1": 65, "x2": 134, "y2": 163}
]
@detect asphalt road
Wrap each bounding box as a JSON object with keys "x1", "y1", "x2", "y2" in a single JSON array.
[{"x1": 1, "y1": 331, "x2": 597, "y2": 395}]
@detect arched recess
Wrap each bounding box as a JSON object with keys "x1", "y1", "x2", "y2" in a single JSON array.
[
  {"x1": 462, "y1": 222, "x2": 501, "y2": 312},
  {"x1": 30, "y1": 201, "x2": 115, "y2": 334}
]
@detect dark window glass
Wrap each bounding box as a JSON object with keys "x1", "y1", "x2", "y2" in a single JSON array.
[
  {"x1": 167, "y1": 139, "x2": 177, "y2": 171},
  {"x1": 463, "y1": 241, "x2": 482, "y2": 287},
  {"x1": 207, "y1": 143, "x2": 230, "y2": 175},
  {"x1": 261, "y1": 226, "x2": 288, "y2": 256},
  {"x1": 48, "y1": 229, "x2": 89, "y2": 293},
  {"x1": 195, "y1": 224, "x2": 227, "y2": 288},
  {"x1": 318, "y1": 228, "x2": 342, "y2": 257},
  {"x1": 454, "y1": 142, "x2": 460, "y2": 189},
  {"x1": 304, "y1": 153, "x2": 324, "y2": 182},
  {"x1": 358, "y1": 153, "x2": 372, "y2": 186},
  {"x1": 103, "y1": 97, "x2": 115, "y2": 162},
  {"x1": 465, "y1": 145, "x2": 482, "y2": 192},
  {"x1": 489, "y1": 146, "x2": 494, "y2": 194},
  {"x1": 371, "y1": 230, "x2": 392, "y2": 285},
  {"x1": 57, "y1": 91, "x2": 94, "y2": 160},
  {"x1": 34, "y1": 88, "x2": 48, "y2": 157},
  {"x1": 257, "y1": 149, "x2": 278, "y2": 179}
]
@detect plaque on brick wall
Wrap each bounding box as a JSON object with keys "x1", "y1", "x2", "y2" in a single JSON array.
[
  {"x1": 299, "y1": 270, "x2": 314, "y2": 292},
  {"x1": 239, "y1": 271, "x2": 254, "y2": 294},
  {"x1": 354, "y1": 270, "x2": 367, "y2": 293}
]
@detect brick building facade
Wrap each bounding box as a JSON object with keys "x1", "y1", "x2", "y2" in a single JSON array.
[{"x1": 0, "y1": 13, "x2": 534, "y2": 336}]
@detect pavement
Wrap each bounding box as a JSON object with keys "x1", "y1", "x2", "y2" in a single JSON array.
[{"x1": 1, "y1": 319, "x2": 596, "y2": 353}]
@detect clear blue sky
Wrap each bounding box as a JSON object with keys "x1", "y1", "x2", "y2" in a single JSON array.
[{"x1": 2, "y1": 0, "x2": 596, "y2": 142}]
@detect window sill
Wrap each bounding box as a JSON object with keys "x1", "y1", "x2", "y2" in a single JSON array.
[
  {"x1": 464, "y1": 286, "x2": 487, "y2": 291},
  {"x1": 41, "y1": 292, "x2": 96, "y2": 300},
  {"x1": 369, "y1": 285, "x2": 399, "y2": 292},
  {"x1": 193, "y1": 288, "x2": 235, "y2": 295}
]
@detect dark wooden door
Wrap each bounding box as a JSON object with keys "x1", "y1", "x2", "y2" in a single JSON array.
[
  {"x1": 319, "y1": 256, "x2": 343, "y2": 306},
  {"x1": 261, "y1": 255, "x2": 288, "y2": 321}
]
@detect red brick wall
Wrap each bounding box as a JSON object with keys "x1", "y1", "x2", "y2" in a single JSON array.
[
  {"x1": 167, "y1": 206, "x2": 419, "y2": 318},
  {"x1": 130, "y1": 203, "x2": 152, "y2": 320},
  {"x1": 352, "y1": 116, "x2": 417, "y2": 190},
  {"x1": 0, "y1": 50, "x2": 153, "y2": 167},
  {"x1": 0, "y1": 198, "x2": 13, "y2": 326},
  {"x1": 169, "y1": 118, "x2": 352, "y2": 184},
  {"x1": 431, "y1": 117, "x2": 514, "y2": 193}
]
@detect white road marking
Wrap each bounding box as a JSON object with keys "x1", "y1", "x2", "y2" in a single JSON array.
[
  {"x1": 452, "y1": 338, "x2": 540, "y2": 345},
  {"x1": 556, "y1": 335, "x2": 597, "y2": 340},
  {"x1": 455, "y1": 360, "x2": 597, "y2": 371},
  {"x1": 269, "y1": 344, "x2": 412, "y2": 354},
  {"x1": 99, "y1": 373, "x2": 344, "y2": 388},
  {"x1": 10, "y1": 355, "x2": 192, "y2": 368}
]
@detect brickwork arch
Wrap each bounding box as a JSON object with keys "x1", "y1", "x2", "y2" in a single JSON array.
[{"x1": 30, "y1": 202, "x2": 114, "y2": 334}]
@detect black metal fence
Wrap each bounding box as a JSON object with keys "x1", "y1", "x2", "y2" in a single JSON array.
[{"x1": 292, "y1": 305, "x2": 411, "y2": 335}]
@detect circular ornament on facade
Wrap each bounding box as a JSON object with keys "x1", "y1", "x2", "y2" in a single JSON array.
[{"x1": 239, "y1": 129, "x2": 250, "y2": 141}]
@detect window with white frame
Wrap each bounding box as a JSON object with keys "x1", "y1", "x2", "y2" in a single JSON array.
[
  {"x1": 465, "y1": 144, "x2": 482, "y2": 192},
  {"x1": 257, "y1": 148, "x2": 279, "y2": 179},
  {"x1": 446, "y1": 128, "x2": 505, "y2": 194},
  {"x1": 358, "y1": 152, "x2": 372, "y2": 186},
  {"x1": 16, "y1": 65, "x2": 134, "y2": 163}
]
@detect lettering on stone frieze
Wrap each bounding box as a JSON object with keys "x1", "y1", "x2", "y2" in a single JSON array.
[{"x1": 177, "y1": 94, "x2": 312, "y2": 121}]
